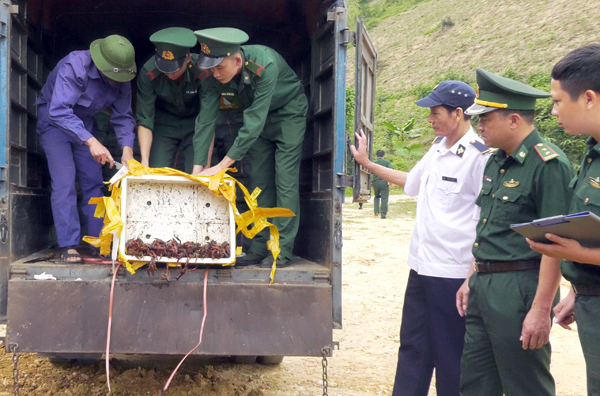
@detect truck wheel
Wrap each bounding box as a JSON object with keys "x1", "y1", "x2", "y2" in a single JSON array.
[
  {"x1": 230, "y1": 355, "x2": 257, "y2": 364},
  {"x1": 257, "y1": 356, "x2": 284, "y2": 365}
]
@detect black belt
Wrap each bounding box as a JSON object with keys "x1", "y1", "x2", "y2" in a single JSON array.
[
  {"x1": 572, "y1": 284, "x2": 600, "y2": 296},
  {"x1": 474, "y1": 260, "x2": 541, "y2": 273}
]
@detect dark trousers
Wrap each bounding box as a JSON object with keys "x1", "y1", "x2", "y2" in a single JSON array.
[
  {"x1": 393, "y1": 270, "x2": 466, "y2": 396},
  {"x1": 373, "y1": 179, "x2": 389, "y2": 218},
  {"x1": 460, "y1": 271, "x2": 556, "y2": 396},
  {"x1": 38, "y1": 107, "x2": 104, "y2": 248},
  {"x1": 246, "y1": 94, "x2": 308, "y2": 260},
  {"x1": 575, "y1": 295, "x2": 600, "y2": 396},
  {"x1": 149, "y1": 124, "x2": 194, "y2": 174}
]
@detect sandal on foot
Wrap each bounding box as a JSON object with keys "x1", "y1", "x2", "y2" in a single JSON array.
[{"x1": 61, "y1": 247, "x2": 83, "y2": 263}]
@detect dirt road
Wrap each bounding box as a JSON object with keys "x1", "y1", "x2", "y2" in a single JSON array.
[{"x1": 0, "y1": 195, "x2": 587, "y2": 395}]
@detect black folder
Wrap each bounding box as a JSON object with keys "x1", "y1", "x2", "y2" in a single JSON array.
[{"x1": 510, "y1": 211, "x2": 600, "y2": 248}]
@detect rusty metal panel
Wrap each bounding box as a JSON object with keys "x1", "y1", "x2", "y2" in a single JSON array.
[{"x1": 7, "y1": 279, "x2": 332, "y2": 356}]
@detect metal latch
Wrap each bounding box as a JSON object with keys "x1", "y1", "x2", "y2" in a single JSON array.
[
  {"x1": 313, "y1": 271, "x2": 330, "y2": 282},
  {"x1": 10, "y1": 267, "x2": 27, "y2": 275},
  {"x1": 321, "y1": 341, "x2": 340, "y2": 357},
  {"x1": 215, "y1": 268, "x2": 232, "y2": 278},
  {"x1": 327, "y1": 6, "x2": 346, "y2": 22}
]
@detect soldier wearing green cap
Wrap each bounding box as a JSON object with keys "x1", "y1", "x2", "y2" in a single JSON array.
[
  {"x1": 136, "y1": 27, "x2": 208, "y2": 173},
  {"x1": 455, "y1": 68, "x2": 575, "y2": 396},
  {"x1": 192, "y1": 27, "x2": 308, "y2": 268},
  {"x1": 34, "y1": 35, "x2": 137, "y2": 262}
]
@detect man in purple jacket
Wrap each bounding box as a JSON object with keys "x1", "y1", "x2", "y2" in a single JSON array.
[{"x1": 35, "y1": 35, "x2": 137, "y2": 262}]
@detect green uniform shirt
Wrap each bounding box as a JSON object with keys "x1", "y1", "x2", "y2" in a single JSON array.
[
  {"x1": 373, "y1": 158, "x2": 393, "y2": 182},
  {"x1": 561, "y1": 137, "x2": 600, "y2": 285},
  {"x1": 194, "y1": 45, "x2": 303, "y2": 165},
  {"x1": 136, "y1": 53, "x2": 206, "y2": 131},
  {"x1": 473, "y1": 129, "x2": 574, "y2": 262}
]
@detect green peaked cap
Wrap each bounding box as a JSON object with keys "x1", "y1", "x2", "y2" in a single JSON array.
[
  {"x1": 150, "y1": 27, "x2": 196, "y2": 73},
  {"x1": 465, "y1": 68, "x2": 550, "y2": 115},
  {"x1": 194, "y1": 27, "x2": 249, "y2": 69}
]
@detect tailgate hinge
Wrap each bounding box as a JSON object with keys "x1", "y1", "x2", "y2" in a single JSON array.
[
  {"x1": 336, "y1": 173, "x2": 353, "y2": 188},
  {"x1": 340, "y1": 29, "x2": 356, "y2": 46}
]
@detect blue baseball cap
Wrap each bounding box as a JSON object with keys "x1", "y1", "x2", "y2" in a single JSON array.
[{"x1": 415, "y1": 80, "x2": 476, "y2": 111}]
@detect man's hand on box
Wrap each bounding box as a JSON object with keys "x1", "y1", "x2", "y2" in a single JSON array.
[
  {"x1": 200, "y1": 165, "x2": 222, "y2": 176},
  {"x1": 200, "y1": 156, "x2": 236, "y2": 177},
  {"x1": 121, "y1": 146, "x2": 134, "y2": 166}
]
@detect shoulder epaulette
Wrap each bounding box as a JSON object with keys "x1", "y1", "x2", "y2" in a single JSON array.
[
  {"x1": 146, "y1": 68, "x2": 160, "y2": 81},
  {"x1": 244, "y1": 60, "x2": 265, "y2": 77},
  {"x1": 469, "y1": 140, "x2": 491, "y2": 154},
  {"x1": 534, "y1": 143, "x2": 560, "y2": 162},
  {"x1": 188, "y1": 63, "x2": 210, "y2": 80},
  {"x1": 432, "y1": 136, "x2": 443, "y2": 144}
]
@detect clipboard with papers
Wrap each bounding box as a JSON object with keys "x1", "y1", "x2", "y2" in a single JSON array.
[{"x1": 510, "y1": 211, "x2": 600, "y2": 247}]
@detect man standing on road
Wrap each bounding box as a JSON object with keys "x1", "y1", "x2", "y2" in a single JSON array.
[
  {"x1": 526, "y1": 43, "x2": 600, "y2": 396},
  {"x1": 352, "y1": 80, "x2": 488, "y2": 396},
  {"x1": 136, "y1": 27, "x2": 206, "y2": 173},
  {"x1": 192, "y1": 28, "x2": 308, "y2": 268},
  {"x1": 35, "y1": 35, "x2": 136, "y2": 263},
  {"x1": 372, "y1": 149, "x2": 393, "y2": 219},
  {"x1": 456, "y1": 68, "x2": 575, "y2": 396}
]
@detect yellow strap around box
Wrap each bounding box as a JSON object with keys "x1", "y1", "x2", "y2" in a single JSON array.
[{"x1": 83, "y1": 159, "x2": 294, "y2": 284}]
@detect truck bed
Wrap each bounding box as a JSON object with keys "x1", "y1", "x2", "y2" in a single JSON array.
[{"x1": 7, "y1": 250, "x2": 333, "y2": 357}]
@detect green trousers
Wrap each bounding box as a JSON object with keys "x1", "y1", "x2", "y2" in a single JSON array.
[
  {"x1": 149, "y1": 123, "x2": 194, "y2": 174},
  {"x1": 373, "y1": 179, "x2": 389, "y2": 218},
  {"x1": 460, "y1": 271, "x2": 557, "y2": 396},
  {"x1": 246, "y1": 94, "x2": 308, "y2": 260},
  {"x1": 575, "y1": 294, "x2": 600, "y2": 396}
]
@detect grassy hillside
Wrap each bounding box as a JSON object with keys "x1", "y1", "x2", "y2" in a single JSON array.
[{"x1": 346, "y1": 0, "x2": 600, "y2": 170}]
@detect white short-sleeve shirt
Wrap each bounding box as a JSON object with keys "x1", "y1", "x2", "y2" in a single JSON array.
[{"x1": 404, "y1": 128, "x2": 490, "y2": 279}]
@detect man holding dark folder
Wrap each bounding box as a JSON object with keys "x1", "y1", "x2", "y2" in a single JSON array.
[
  {"x1": 455, "y1": 68, "x2": 575, "y2": 396},
  {"x1": 527, "y1": 43, "x2": 600, "y2": 396}
]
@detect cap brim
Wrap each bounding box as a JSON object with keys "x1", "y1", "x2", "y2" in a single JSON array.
[
  {"x1": 414, "y1": 95, "x2": 443, "y2": 108},
  {"x1": 155, "y1": 56, "x2": 186, "y2": 74},
  {"x1": 465, "y1": 103, "x2": 498, "y2": 116},
  {"x1": 196, "y1": 54, "x2": 224, "y2": 69}
]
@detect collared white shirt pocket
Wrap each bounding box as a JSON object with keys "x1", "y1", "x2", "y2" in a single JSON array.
[{"x1": 435, "y1": 179, "x2": 464, "y2": 210}]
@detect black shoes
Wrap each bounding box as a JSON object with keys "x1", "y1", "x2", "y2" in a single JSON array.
[
  {"x1": 235, "y1": 252, "x2": 265, "y2": 266},
  {"x1": 259, "y1": 256, "x2": 291, "y2": 268}
]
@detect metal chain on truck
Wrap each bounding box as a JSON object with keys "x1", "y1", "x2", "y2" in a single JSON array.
[
  {"x1": 321, "y1": 348, "x2": 329, "y2": 396},
  {"x1": 10, "y1": 343, "x2": 20, "y2": 396}
]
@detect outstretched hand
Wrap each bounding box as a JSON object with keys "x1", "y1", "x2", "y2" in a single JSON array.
[{"x1": 350, "y1": 130, "x2": 370, "y2": 167}]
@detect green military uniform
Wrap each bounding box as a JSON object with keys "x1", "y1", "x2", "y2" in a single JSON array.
[
  {"x1": 372, "y1": 156, "x2": 393, "y2": 218},
  {"x1": 136, "y1": 27, "x2": 207, "y2": 173},
  {"x1": 461, "y1": 69, "x2": 575, "y2": 396},
  {"x1": 561, "y1": 137, "x2": 600, "y2": 394},
  {"x1": 194, "y1": 28, "x2": 308, "y2": 264}
]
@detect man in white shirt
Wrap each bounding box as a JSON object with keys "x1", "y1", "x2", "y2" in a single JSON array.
[{"x1": 351, "y1": 80, "x2": 490, "y2": 396}]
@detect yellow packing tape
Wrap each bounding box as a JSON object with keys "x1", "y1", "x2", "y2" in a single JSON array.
[{"x1": 83, "y1": 159, "x2": 293, "y2": 283}]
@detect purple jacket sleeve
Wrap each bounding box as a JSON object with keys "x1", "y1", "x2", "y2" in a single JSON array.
[
  {"x1": 109, "y1": 83, "x2": 135, "y2": 149},
  {"x1": 46, "y1": 60, "x2": 94, "y2": 144}
]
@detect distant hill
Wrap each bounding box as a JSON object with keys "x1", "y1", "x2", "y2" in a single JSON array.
[{"x1": 346, "y1": 0, "x2": 600, "y2": 169}]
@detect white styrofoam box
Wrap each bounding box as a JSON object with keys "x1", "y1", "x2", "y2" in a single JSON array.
[{"x1": 119, "y1": 175, "x2": 235, "y2": 264}]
